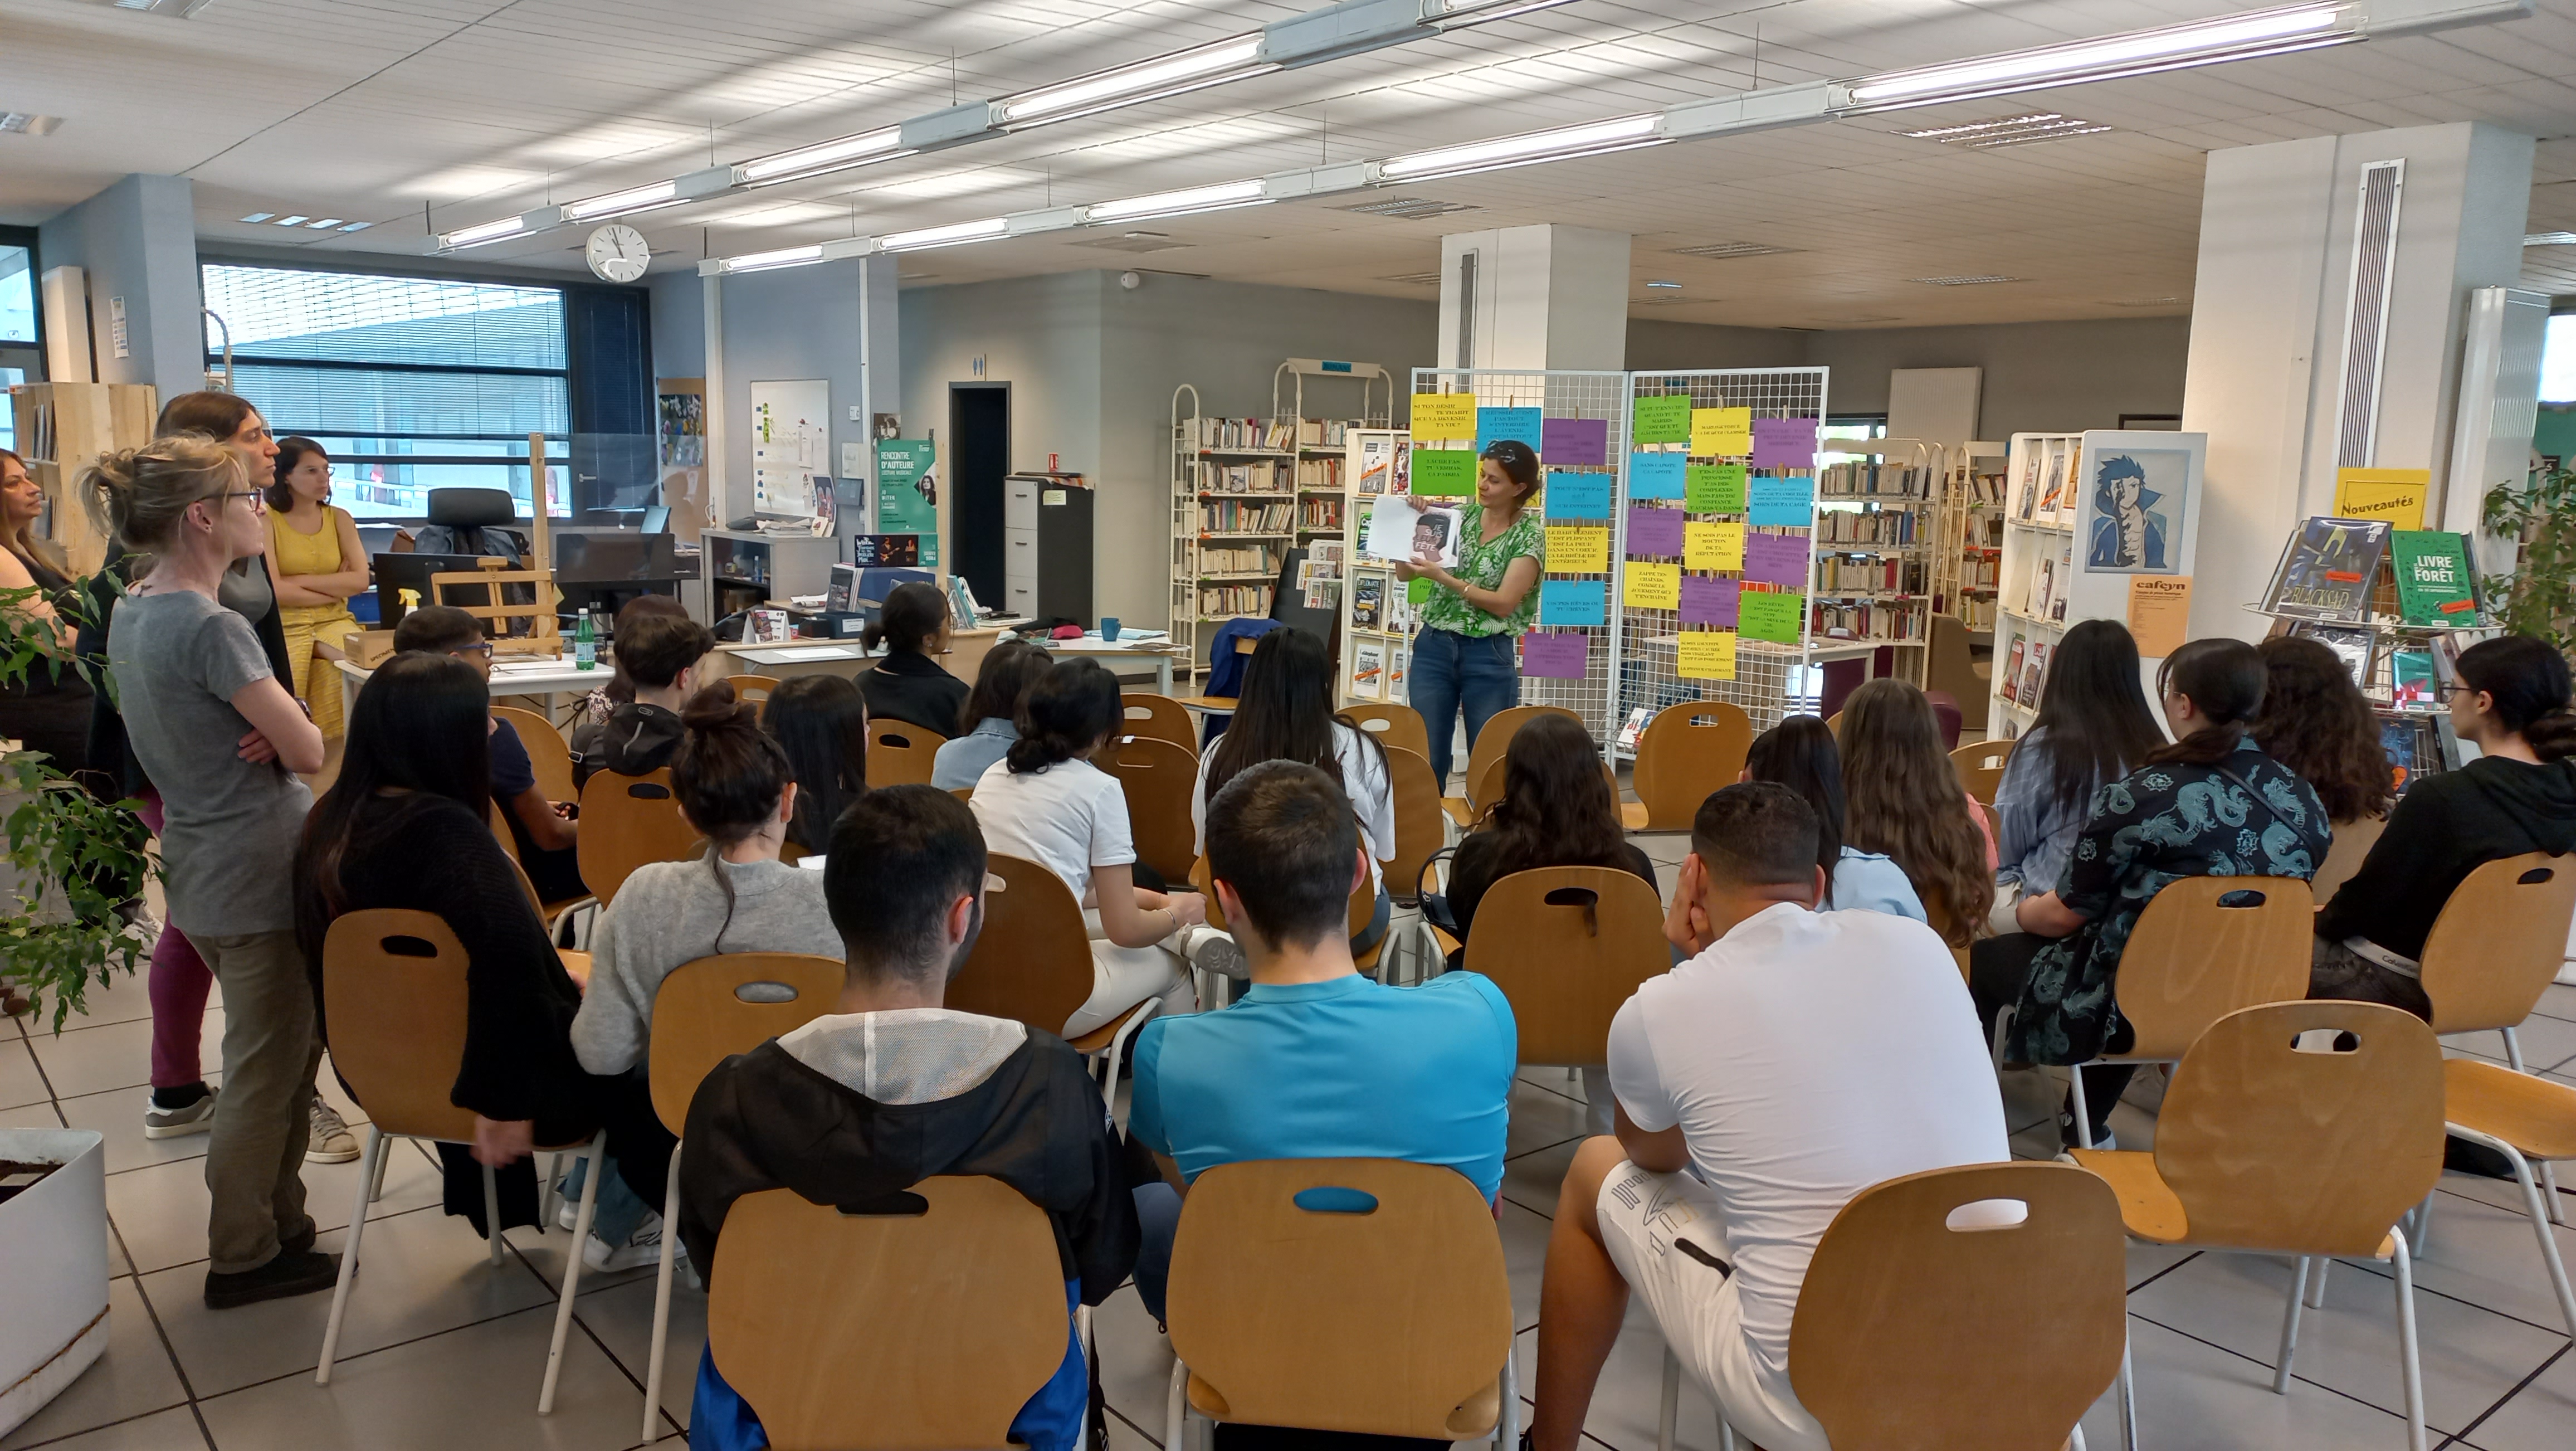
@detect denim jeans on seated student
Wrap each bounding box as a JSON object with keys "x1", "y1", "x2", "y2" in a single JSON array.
[{"x1": 554, "y1": 1152, "x2": 653, "y2": 1247}]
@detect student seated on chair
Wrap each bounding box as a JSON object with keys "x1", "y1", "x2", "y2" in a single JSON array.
[
  {"x1": 857, "y1": 580, "x2": 969, "y2": 738},
  {"x1": 1837, "y1": 678, "x2": 1995, "y2": 947},
  {"x1": 933, "y1": 637, "x2": 1049, "y2": 792},
  {"x1": 970, "y1": 657, "x2": 1203, "y2": 1038},
  {"x1": 569, "y1": 593, "x2": 689, "y2": 740},
  {"x1": 1969, "y1": 638, "x2": 2329, "y2": 1148},
  {"x1": 1528, "y1": 782, "x2": 2009, "y2": 1451},
  {"x1": 569, "y1": 611, "x2": 715, "y2": 792},
  {"x1": 1442, "y1": 712, "x2": 1657, "y2": 970},
  {"x1": 1184, "y1": 627, "x2": 1398, "y2": 980},
  {"x1": 761, "y1": 673, "x2": 869, "y2": 856},
  {"x1": 394, "y1": 605, "x2": 586, "y2": 904},
  {"x1": 677, "y1": 786, "x2": 1139, "y2": 1451},
  {"x1": 1741, "y1": 714, "x2": 1925, "y2": 922},
  {"x1": 1127, "y1": 760, "x2": 1518, "y2": 1325},
  {"x1": 1984, "y1": 620, "x2": 2163, "y2": 937},
  {"x1": 2309, "y1": 633, "x2": 2576, "y2": 1021},
  {"x1": 565, "y1": 679, "x2": 840, "y2": 1270},
  {"x1": 293, "y1": 653, "x2": 666, "y2": 1243}
]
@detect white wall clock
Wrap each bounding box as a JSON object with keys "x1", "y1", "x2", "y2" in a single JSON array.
[{"x1": 585, "y1": 224, "x2": 650, "y2": 283}]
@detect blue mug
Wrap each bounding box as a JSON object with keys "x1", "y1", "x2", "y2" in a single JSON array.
[{"x1": 1100, "y1": 617, "x2": 1122, "y2": 641}]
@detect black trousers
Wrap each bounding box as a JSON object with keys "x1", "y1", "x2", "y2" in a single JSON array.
[
  {"x1": 434, "y1": 1064, "x2": 674, "y2": 1238},
  {"x1": 1968, "y1": 932, "x2": 2136, "y2": 1143}
]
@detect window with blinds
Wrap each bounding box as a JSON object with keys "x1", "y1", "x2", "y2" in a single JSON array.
[{"x1": 201, "y1": 262, "x2": 572, "y2": 520}]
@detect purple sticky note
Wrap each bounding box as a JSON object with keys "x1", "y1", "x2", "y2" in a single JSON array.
[
  {"x1": 1680, "y1": 575, "x2": 1739, "y2": 627},
  {"x1": 1626, "y1": 505, "x2": 1685, "y2": 558},
  {"x1": 1540, "y1": 416, "x2": 1608, "y2": 467},
  {"x1": 1520, "y1": 631, "x2": 1588, "y2": 679},
  {"x1": 1750, "y1": 416, "x2": 1818, "y2": 468},
  {"x1": 1743, "y1": 531, "x2": 1811, "y2": 587}
]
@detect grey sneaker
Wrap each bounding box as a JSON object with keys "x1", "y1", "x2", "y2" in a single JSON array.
[
  {"x1": 144, "y1": 1087, "x2": 220, "y2": 1140},
  {"x1": 306, "y1": 1098, "x2": 362, "y2": 1164},
  {"x1": 1184, "y1": 927, "x2": 1247, "y2": 981},
  {"x1": 584, "y1": 1210, "x2": 675, "y2": 1273}
]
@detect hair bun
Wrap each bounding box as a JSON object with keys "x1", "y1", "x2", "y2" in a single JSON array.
[{"x1": 680, "y1": 679, "x2": 750, "y2": 732}]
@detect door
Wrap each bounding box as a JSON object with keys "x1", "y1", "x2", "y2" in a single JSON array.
[{"x1": 949, "y1": 383, "x2": 1011, "y2": 608}]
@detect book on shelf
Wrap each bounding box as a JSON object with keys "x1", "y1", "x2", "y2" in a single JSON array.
[
  {"x1": 1386, "y1": 644, "x2": 1408, "y2": 695},
  {"x1": 2002, "y1": 635, "x2": 2028, "y2": 697},
  {"x1": 2013, "y1": 447, "x2": 2044, "y2": 522},
  {"x1": 1350, "y1": 572, "x2": 1386, "y2": 630},
  {"x1": 1200, "y1": 499, "x2": 1295, "y2": 533},
  {"x1": 1819, "y1": 462, "x2": 1930, "y2": 499},
  {"x1": 2049, "y1": 541, "x2": 2071, "y2": 622},
  {"x1": 1199, "y1": 543, "x2": 1280, "y2": 575},
  {"x1": 1617, "y1": 707, "x2": 1649, "y2": 754},
  {"x1": 2262, "y1": 517, "x2": 2392, "y2": 622},
  {"x1": 2380, "y1": 713, "x2": 2445, "y2": 793},
  {"x1": 1814, "y1": 601, "x2": 1925, "y2": 641},
  {"x1": 2017, "y1": 641, "x2": 2051, "y2": 708},
  {"x1": 1198, "y1": 459, "x2": 1291, "y2": 493},
  {"x1": 1350, "y1": 641, "x2": 1385, "y2": 695},
  {"x1": 2389, "y1": 649, "x2": 2436, "y2": 706},
  {"x1": 2029, "y1": 556, "x2": 2056, "y2": 620},
  {"x1": 2388, "y1": 530, "x2": 2479, "y2": 625},
  {"x1": 2290, "y1": 622, "x2": 2377, "y2": 689},
  {"x1": 1198, "y1": 584, "x2": 1274, "y2": 616}
]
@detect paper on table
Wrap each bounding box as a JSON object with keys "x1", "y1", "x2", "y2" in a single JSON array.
[
  {"x1": 1476, "y1": 406, "x2": 1542, "y2": 453},
  {"x1": 1545, "y1": 471, "x2": 1611, "y2": 519},
  {"x1": 1677, "y1": 630, "x2": 1738, "y2": 681},
  {"x1": 1742, "y1": 532, "x2": 1811, "y2": 588},
  {"x1": 1691, "y1": 407, "x2": 1752, "y2": 458},
  {"x1": 1546, "y1": 525, "x2": 1611, "y2": 573},
  {"x1": 1412, "y1": 392, "x2": 1476, "y2": 442},
  {"x1": 1738, "y1": 590, "x2": 1804, "y2": 644},
  {"x1": 1624, "y1": 562, "x2": 1681, "y2": 610},
  {"x1": 1680, "y1": 574, "x2": 1739, "y2": 627},
  {"x1": 1747, "y1": 475, "x2": 1814, "y2": 528},
  {"x1": 1520, "y1": 631, "x2": 1588, "y2": 679},
  {"x1": 1540, "y1": 579, "x2": 1606, "y2": 627},
  {"x1": 2126, "y1": 574, "x2": 2192, "y2": 657},
  {"x1": 1686, "y1": 462, "x2": 1746, "y2": 513},
  {"x1": 1685, "y1": 521, "x2": 1743, "y2": 572},
  {"x1": 1624, "y1": 506, "x2": 1684, "y2": 558},
  {"x1": 1411, "y1": 448, "x2": 1477, "y2": 496},
  {"x1": 1632, "y1": 393, "x2": 1690, "y2": 445},
  {"x1": 1364, "y1": 494, "x2": 1462, "y2": 566},
  {"x1": 735, "y1": 646, "x2": 863, "y2": 664},
  {"x1": 1750, "y1": 417, "x2": 1818, "y2": 468},
  {"x1": 1628, "y1": 452, "x2": 1685, "y2": 500},
  {"x1": 1541, "y1": 417, "x2": 1608, "y2": 466}
]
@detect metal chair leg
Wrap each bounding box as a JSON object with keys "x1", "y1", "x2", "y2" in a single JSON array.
[
  {"x1": 641, "y1": 1140, "x2": 683, "y2": 1444},
  {"x1": 2480, "y1": 1130, "x2": 2576, "y2": 1340},
  {"x1": 2273, "y1": 1256, "x2": 2309, "y2": 1393},
  {"x1": 538, "y1": 1131, "x2": 607, "y2": 1415},
  {"x1": 2390, "y1": 1228, "x2": 2427, "y2": 1451},
  {"x1": 367, "y1": 1136, "x2": 391, "y2": 1203},
  {"x1": 1497, "y1": 1339, "x2": 1520, "y2": 1450},
  {"x1": 1990, "y1": 1004, "x2": 2017, "y2": 1070},
  {"x1": 2068, "y1": 1064, "x2": 2095, "y2": 1151},
  {"x1": 2502, "y1": 1024, "x2": 2528, "y2": 1073},
  {"x1": 1166, "y1": 1358, "x2": 1189, "y2": 1451},
  {"x1": 2305, "y1": 1257, "x2": 2331, "y2": 1308},
  {"x1": 2117, "y1": 1326, "x2": 2138, "y2": 1451},
  {"x1": 1657, "y1": 1346, "x2": 1680, "y2": 1451},
  {"x1": 2415, "y1": 1182, "x2": 2438, "y2": 1253},
  {"x1": 480, "y1": 1160, "x2": 503, "y2": 1268},
  {"x1": 2540, "y1": 1160, "x2": 2567, "y2": 1227},
  {"x1": 315, "y1": 1127, "x2": 386, "y2": 1384}
]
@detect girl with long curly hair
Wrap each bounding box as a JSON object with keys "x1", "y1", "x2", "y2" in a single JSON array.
[{"x1": 1838, "y1": 679, "x2": 1994, "y2": 946}]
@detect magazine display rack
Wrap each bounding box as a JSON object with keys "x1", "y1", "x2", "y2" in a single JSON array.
[{"x1": 1336, "y1": 428, "x2": 1412, "y2": 704}]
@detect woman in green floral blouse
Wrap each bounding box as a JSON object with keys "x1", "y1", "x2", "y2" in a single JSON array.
[{"x1": 1393, "y1": 439, "x2": 1545, "y2": 787}]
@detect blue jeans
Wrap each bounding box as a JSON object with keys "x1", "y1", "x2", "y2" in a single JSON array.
[{"x1": 1408, "y1": 627, "x2": 1520, "y2": 788}]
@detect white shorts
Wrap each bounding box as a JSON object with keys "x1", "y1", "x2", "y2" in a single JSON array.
[
  {"x1": 1595, "y1": 1161, "x2": 1827, "y2": 1451},
  {"x1": 1070, "y1": 908, "x2": 1193, "y2": 1040}
]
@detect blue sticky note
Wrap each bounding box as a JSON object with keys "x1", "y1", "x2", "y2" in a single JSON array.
[
  {"x1": 1748, "y1": 474, "x2": 1815, "y2": 527},
  {"x1": 1477, "y1": 406, "x2": 1543, "y2": 453},
  {"x1": 1539, "y1": 579, "x2": 1607, "y2": 627},
  {"x1": 1628, "y1": 451, "x2": 1685, "y2": 499},
  {"x1": 1545, "y1": 471, "x2": 1610, "y2": 519}
]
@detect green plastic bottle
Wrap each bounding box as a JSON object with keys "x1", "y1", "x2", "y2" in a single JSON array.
[{"x1": 573, "y1": 607, "x2": 597, "y2": 670}]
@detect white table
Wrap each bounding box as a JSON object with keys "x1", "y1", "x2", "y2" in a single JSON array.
[
  {"x1": 335, "y1": 654, "x2": 604, "y2": 723},
  {"x1": 1044, "y1": 637, "x2": 1181, "y2": 695}
]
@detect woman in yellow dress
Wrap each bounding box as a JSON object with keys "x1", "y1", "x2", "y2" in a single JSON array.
[{"x1": 265, "y1": 437, "x2": 368, "y2": 738}]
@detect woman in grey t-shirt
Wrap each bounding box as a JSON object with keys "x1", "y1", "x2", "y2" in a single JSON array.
[{"x1": 91, "y1": 435, "x2": 334, "y2": 1309}]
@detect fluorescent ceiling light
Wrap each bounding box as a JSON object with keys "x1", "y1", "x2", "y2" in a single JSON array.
[
  {"x1": 438, "y1": 216, "x2": 531, "y2": 250},
  {"x1": 736, "y1": 126, "x2": 910, "y2": 186},
  {"x1": 880, "y1": 216, "x2": 1011, "y2": 252},
  {"x1": 0, "y1": 111, "x2": 63, "y2": 135},
  {"x1": 1897, "y1": 113, "x2": 2066, "y2": 139},
  {"x1": 307, "y1": 218, "x2": 343, "y2": 228},
  {"x1": 2526, "y1": 231, "x2": 2576, "y2": 246},
  {"x1": 274, "y1": 215, "x2": 309, "y2": 226},
  {"x1": 726, "y1": 244, "x2": 826, "y2": 272},
  {"x1": 1379, "y1": 113, "x2": 1662, "y2": 182},
  {"x1": 1085, "y1": 178, "x2": 1268, "y2": 224},
  {"x1": 1847, "y1": 4, "x2": 2349, "y2": 106},
  {"x1": 1433, "y1": 0, "x2": 1583, "y2": 25},
  {"x1": 338, "y1": 221, "x2": 370, "y2": 232},
  {"x1": 998, "y1": 35, "x2": 1270, "y2": 126},
  {"x1": 237, "y1": 211, "x2": 274, "y2": 223},
  {"x1": 560, "y1": 179, "x2": 679, "y2": 222},
  {"x1": 1645, "y1": 279, "x2": 1681, "y2": 288}
]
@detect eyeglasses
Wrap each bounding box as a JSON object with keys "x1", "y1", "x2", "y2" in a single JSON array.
[
  {"x1": 447, "y1": 642, "x2": 496, "y2": 660},
  {"x1": 217, "y1": 490, "x2": 266, "y2": 510}
]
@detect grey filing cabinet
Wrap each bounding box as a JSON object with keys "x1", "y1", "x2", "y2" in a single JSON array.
[{"x1": 1003, "y1": 472, "x2": 1095, "y2": 626}]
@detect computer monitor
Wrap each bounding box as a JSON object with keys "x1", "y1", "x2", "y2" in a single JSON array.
[
  {"x1": 372, "y1": 553, "x2": 505, "y2": 630},
  {"x1": 554, "y1": 530, "x2": 683, "y2": 584},
  {"x1": 640, "y1": 504, "x2": 670, "y2": 534}
]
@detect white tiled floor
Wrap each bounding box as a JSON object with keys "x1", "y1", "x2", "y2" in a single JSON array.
[{"x1": 7, "y1": 830, "x2": 2574, "y2": 1451}]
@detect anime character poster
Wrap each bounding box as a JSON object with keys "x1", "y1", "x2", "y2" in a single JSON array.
[{"x1": 2082, "y1": 449, "x2": 2189, "y2": 574}]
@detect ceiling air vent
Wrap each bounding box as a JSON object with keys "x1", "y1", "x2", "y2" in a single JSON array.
[
  {"x1": 1072, "y1": 231, "x2": 1192, "y2": 253},
  {"x1": 1899, "y1": 113, "x2": 2114, "y2": 149},
  {"x1": 1380, "y1": 271, "x2": 1442, "y2": 286},
  {"x1": 1335, "y1": 197, "x2": 1482, "y2": 221},
  {"x1": 1913, "y1": 275, "x2": 2021, "y2": 286},
  {"x1": 0, "y1": 113, "x2": 63, "y2": 135},
  {"x1": 1669, "y1": 242, "x2": 1797, "y2": 260},
  {"x1": 92, "y1": 0, "x2": 221, "y2": 16}
]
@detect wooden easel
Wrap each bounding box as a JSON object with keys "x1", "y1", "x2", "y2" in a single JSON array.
[{"x1": 426, "y1": 434, "x2": 563, "y2": 658}]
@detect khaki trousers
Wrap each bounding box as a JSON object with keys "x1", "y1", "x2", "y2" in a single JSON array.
[{"x1": 191, "y1": 929, "x2": 322, "y2": 1275}]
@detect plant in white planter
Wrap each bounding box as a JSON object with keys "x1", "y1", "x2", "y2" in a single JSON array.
[{"x1": 0, "y1": 1128, "x2": 109, "y2": 1438}]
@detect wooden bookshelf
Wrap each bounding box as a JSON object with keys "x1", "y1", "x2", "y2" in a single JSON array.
[{"x1": 7, "y1": 382, "x2": 159, "y2": 576}]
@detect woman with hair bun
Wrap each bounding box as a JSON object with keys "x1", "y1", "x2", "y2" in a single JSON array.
[
  {"x1": 1395, "y1": 438, "x2": 1546, "y2": 789},
  {"x1": 568, "y1": 679, "x2": 840, "y2": 1269},
  {"x1": 264, "y1": 436, "x2": 368, "y2": 739},
  {"x1": 2311, "y1": 633, "x2": 2576, "y2": 1020}
]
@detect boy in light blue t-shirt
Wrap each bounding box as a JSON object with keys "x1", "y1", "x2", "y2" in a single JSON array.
[{"x1": 1126, "y1": 759, "x2": 1519, "y2": 1321}]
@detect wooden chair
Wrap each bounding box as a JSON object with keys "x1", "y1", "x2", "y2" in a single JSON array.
[
  {"x1": 1463, "y1": 866, "x2": 1667, "y2": 1068},
  {"x1": 575, "y1": 768, "x2": 703, "y2": 909},
  {"x1": 1627, "y1": 701, "x2": 1753, "y2": 832},
  {"x1": 865, "y1": 717, "x2": 943, "y2": 788},
  {"x1": 709, "y1": 1179, "x2": 1070, "y2": 1451},
  {"x1": 1165, "y1": 1158, "x2": 1516, "y2": 1448},
  {"x1": 725, "y1": 673, "x2": 784, "y2": 713},
  {"x1": 2071, "y1": 1001, "x2": 2445, "y2": 1450},
  {"x1": 1342, "y1": 702, "x2": 1431, "y2": 763},
  {"x1": 637, "y1": 952, "x2": 843, "y2": 1443},
  {"x1": 1382, "y1": 744, "x2": 1446, "y2": 910},
  {"x1": 1950, "y1": 736, "x2": 2014, "y2": 806},
  {"x1": 1442, "y1": 704, "x2": 1579, "y2": 829},
  {"x1": 488, "y1": 800, "x2": 520, "y2": 862},
  {"x1": 1191, "y1": 852, "x2": 1389, "y2": 989},
  {"x1": 1695, "y1": 1161, "x2": 2127, "y2": 1451},
  {"x1": 1120, "y1": 692, "x2": 1198, "y2": 755},
  {"x1": 2311, "y1": 814, "x2": 2387, "y2": 903},
  {"x1": 492, "y1": 704, "x2": 578, "y2": 807},
  {"x1": 2061, "y1": 875, "x2": 2316, "y2": 1148},
  {"x1": 946, "y1": 853, "x2": 1159, "y2": 1104},
  {"x1": 1461, "y1": 751, "x2": 1623, "y2": 836},
  {"x1": 1100, "y1": 734, "x2": 1199, "y2": 885},
  {"x1": 314, "y1": 910, "x2": 610, "y2": 1414}
]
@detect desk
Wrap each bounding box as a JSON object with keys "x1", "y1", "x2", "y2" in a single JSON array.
[
  {"x1": 335, "y1": 654, "x2": 603, "y2": 725},
  {"x1": 701, "y1": 626, "x2": 1182, "y2": 695},
  {"x1": 1046, "y1": 638, "x2": 1180, "y2": 695}
]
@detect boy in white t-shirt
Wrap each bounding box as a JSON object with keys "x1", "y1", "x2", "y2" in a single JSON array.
[{"x1": 1528, "y1": 783, "x2": 2009, "y2": 1451}]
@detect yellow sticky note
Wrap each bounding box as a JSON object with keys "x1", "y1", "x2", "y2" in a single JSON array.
[
  {"x1": 1624, "y1": 561, "x2": 1681, "y2": 610},
  {"x1": 1691, "y1": 407, "x2": 1752, "y2": 458},
  {"x1": 1545, "y1": 524, "x2": 1610, "y2": 574},
  {"x1": 2332, "y1": 468, "x2": 2430, "y2": 532},
  {"x1": 1685, "y1": 521, "x2": 1744, "y2": 572},
  {"x1": 1412, "y1": 392, "x2": 1477, "y2": 442},
  {"x1": 1677, "y1": 630, "x2": 1738, "y2": 681}
]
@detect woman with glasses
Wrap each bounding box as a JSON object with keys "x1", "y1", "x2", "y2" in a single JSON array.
[{"x1": 265, "y1": 437, "x2": 368, "y2": 740}]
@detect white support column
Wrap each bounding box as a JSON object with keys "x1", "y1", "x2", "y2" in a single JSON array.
[
  {"x1": 1437, "y1": 225, "x2": 1631, "y2": 371},
  {"x1": 700, "y1": 273, "x2": 728, "y2": 528}
]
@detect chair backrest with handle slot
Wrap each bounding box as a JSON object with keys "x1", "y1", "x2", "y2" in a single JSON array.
[
  {"x1": 321, "y1": 910, "x2": 480, "y2": 1145},
  {"x1": 647, "y1": 953, "x2": 846, "y2": 1133},
  {"x1": 1119, "y1": 693, "x2": 1198, "y2": 756},
  {"x1": 944, "y1": 853, "x2": 1093, "y2": 1038},
  {"x1": 2417, "y1": 852, "x2": 2576, "y2": 1035},
  {"x1": 1463, "y1": 866, "x2": 1668, "y2": 1067},
  {"x1": 2109, "y1": 875, "x2": 2314, "y2": 1062},
  {"x1": 864, "y1": 717, "x2": 943, "y2": 788},
  {"x1": 1633, "y1": 702, "x2": 1753, "y2": 831},
  {"x1": 1099, "y1": 734, "x2": 1201, "y2": 885},
  {"x1": 575, "y1": 768, "x2": 704, "y2": 908}
]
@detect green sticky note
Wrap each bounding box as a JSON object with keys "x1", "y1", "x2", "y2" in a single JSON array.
[
  {"x1": 1739, "y1": 590, "x2": 1804, "y2": 644},
  {"x1": 1412, "y1": 448, "x2": 1477, "y2": 496},
  {"x1": 1632, "y1": 393, "x2": 1690, "y2": 445},
  {"x1": 1686, "y1": 462, "x2": 1746, "y2": 513},
  {"x1": 1408, "y1": 577, "x2": 1433, "y2": 605}
]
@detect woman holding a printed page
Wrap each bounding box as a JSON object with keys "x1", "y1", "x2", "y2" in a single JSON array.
[{"x1": 1388, "y1": 439, "x2": 1545, "y2": 788}]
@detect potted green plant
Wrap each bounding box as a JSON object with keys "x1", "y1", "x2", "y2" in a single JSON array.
[{"x1": 2483, "y1": 459, "x2": 2576, "y2": 659}]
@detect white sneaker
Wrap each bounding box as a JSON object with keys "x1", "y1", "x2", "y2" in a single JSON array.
[
  {"x1": 583, "y1": 1210, "x2": 675, "y2": 1273},
  {"x1": 306, "y1": 1098, "x2": 362, "y2": 1163},
  {"x1": 556, "y1": 1194, "x2": 582, "y2": 1233},
  {"x1": 143, "y1": 1087, "x2": 219, "y2": 1139},
  {"x1": 1180, "y1": 926, "x2": 1247, "y2": 981}
]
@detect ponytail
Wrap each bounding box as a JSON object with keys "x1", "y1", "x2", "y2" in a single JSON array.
[
  {"x1": 80, "y1": 436, "x2": 242, "y2": 568},
  {"x1": 2455, "y1": 635, "x2": 2576, "y2": 763},
  {"x1": 2147, "y1": 637, "x2": 2265, "y2": 767},
  {"x1": 673, "y1": 679, "x2": 797, "y2": 951},
  {"x1": 1007, "y1": 658, "x2": 1120, "y2": 774}
]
